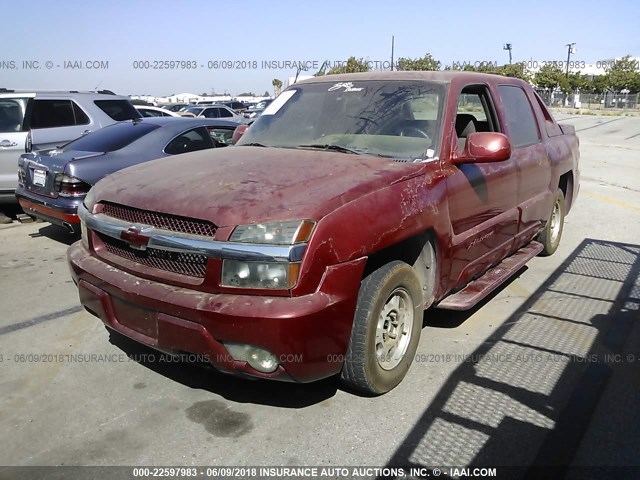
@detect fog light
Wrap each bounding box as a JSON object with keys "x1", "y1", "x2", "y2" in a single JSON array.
[{"x1": 223, "y1": 343, "x2": 279, "y2": 373}]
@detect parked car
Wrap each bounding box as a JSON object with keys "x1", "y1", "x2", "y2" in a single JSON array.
[
  {"x1": 222, "y1": 101, "x2": 248, "y2": 113},
  {"x1": 182, "y1": 105, "x2": 244, "y2": 123},
  {"x1": 0, "y1": 89, "x2": 140, "y2": 201},
  {"x1": 159, "y1": 104, "x2": 187, "y2": 112},
  {"x1": 68, "y1": 72, "x2": 579, "y2": 394},
  {"x1": 243, "y1": 99, "x2": 273, "y2": 119},
  {"x1": 135, "y1": 105, "x2": 182, "y2": 118},
  {"x1": 17, "y1": 117, "x2": 238, "y2": 232}
]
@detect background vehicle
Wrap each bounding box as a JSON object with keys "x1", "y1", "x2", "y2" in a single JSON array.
[
  {"x1": 243, "y1": 98, "x2": 273, "y2": 119},
  {"x1": 0, "y1": 89, "x2": 140, "y2": 201},
  {"x1": 68, "y1": 72, "x2": 579, "y2": 395},
  {"x1": 182, "y1": 105, "x2": 244, "y2": 123},
  {"x1": 159, "y1": 104, "x2": 187, "y2": 112},
  {"x1": 135, "y1": 105, "x2": 182, "y2": 118},
  {"x1": 222, "y1": 101, "x2": 248, "y2": 113},
  {"x1": 17, "y1": 117, "x2": 238, "y2": 232}
]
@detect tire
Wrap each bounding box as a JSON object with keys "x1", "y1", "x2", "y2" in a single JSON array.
[
  {"x1": 340, "y1": 261, "x2": 424, "y2": 395},
  {"x1": 537, "y1": 189, "x2": 565, "y2": 256}
]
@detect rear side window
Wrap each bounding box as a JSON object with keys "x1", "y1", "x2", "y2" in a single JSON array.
[
  {"x1": 498, "y1": 85, "x2": 540, "y2": 148},
  {"x1": 64, "y1": 121, "x2": 160, "y2": 152},
  {"x1": 31, "y1": 99, "x2": 90, "y2": 129},
  {"x1": 202, "y1": 108, "x2": 218, "y2": 118},
  {"x1": 94, "y1": 100, "x2": 141, "y2": 121},
  {"x1": 217, "y1": 108, "x2": 233, "y2": 118},
  {"x1": 0, "y1": 98, "x2": 28, "y2": 132},
  {"x1": 164, "y1": 127, "x2": 214, "y2": 154}
]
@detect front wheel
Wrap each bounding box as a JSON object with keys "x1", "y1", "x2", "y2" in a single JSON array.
[
  {"x1": 537, "y1": 189, "x2": 565, "y2": 256},
  {"x1": 340, "y1": 261, "x2": 424, "y2": 395}
]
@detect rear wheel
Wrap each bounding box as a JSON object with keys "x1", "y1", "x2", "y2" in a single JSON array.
[
  {"x1": 537, "y1": 189, "x2": 565, "y2": 256},
  {"x1": 341, "y1": 261, "x2": 423, "y2": 395}
]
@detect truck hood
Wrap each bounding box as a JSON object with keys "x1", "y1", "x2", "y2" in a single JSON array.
[{"x1": 93, "y1": 146, "x2": 424, "y2": 227}]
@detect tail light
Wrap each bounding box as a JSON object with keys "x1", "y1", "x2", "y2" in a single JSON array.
[
  {"x1": 54, "y1": 174, "x2": 91, "y2": 197},
  {"x1": 25, "y1": 131, "x2": 32, "y2": 153},
  {"x1": 17, "y1": 164, "x2": 26, "y2": 186}
]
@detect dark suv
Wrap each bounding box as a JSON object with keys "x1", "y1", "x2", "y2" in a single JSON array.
[{"x1": 0, "y1": 89, "x2": 140, "y2": 201}]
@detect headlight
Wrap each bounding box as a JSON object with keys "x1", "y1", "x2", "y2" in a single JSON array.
[
  {"x1": 230, "y1": 220, "x2": 314, "y2": 245},
  {"x1": 221, "y1": 260, "x2": 300, "y2": 289}
]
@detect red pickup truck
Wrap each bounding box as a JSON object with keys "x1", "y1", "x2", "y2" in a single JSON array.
[{"x1": 67, "y1": 72, "x2": 579, "y2": 395}]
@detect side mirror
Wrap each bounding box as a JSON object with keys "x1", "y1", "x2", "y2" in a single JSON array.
[{"x1": 453, "y1": 132, "x2": 511, "y2": 164}]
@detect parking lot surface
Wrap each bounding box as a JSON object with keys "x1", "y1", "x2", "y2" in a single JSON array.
[{"x1": 1, "y1": 115, "x2": 639, "y2": 475}]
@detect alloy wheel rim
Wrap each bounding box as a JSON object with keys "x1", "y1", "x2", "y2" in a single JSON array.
[
  {"x1": 549, "y1": 199, "x2": 562, "y2": 246},
  {"x1": 375, "y1": 288, "x2": 414, "y2": 370}
]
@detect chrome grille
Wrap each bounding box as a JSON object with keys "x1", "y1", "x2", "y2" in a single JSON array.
[
  {"x1": 101, "y1": 202, "x2": 216, "y2": 237},
  {"x1": 98, "y1": 233, "x2": 207, "y2": 278}
]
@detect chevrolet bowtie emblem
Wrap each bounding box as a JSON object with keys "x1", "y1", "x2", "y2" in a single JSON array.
[{"x1": 120, "y1": 226, "x2": 151, "y2": 250}]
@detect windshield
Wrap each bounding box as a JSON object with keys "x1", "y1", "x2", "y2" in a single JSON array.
[{"x1": 237, "y1": 80, "x2": 445, "y2": 159}]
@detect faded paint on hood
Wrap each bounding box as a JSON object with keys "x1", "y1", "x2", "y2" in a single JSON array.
[{"x1": 93, "y1": 146, "x2": 426, "y2": 227}]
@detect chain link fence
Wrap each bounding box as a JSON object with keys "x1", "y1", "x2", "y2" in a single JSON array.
[{"x1": 537, "y1": 90, "x2": 640, "y2": 110}]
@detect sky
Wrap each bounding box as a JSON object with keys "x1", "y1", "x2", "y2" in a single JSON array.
[{"x1": 1, "y1": 0, "x2": 639, "y2": 97}]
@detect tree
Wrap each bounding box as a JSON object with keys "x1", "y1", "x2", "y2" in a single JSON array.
[
  {"x1": 534, "y1": 63, "x2": 565, "y2": 91},
  {"x1": 263, "y1": 90, "x2": 270, "y2": 97},
  {"x1": 591, "y1": 75, "x2": 608, "y2": 94},
  {"x1": 396, "y1": 53, "x2": 441, "y2": 71},
  {"x1": 327, "y1": 57, "x2": 371, "y2": 75},
  {"x1": 272, "y1": 78, "x2": 283, "y2": 96},
  {"x1": 605, "y1": 56, "x2": 640, "y2": 93},
  {"x1": 497, "y1": 62, "x2": 531, "y2": 82}
]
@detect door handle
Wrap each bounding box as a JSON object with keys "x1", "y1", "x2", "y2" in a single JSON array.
[
  {"x1": 81, "y1": 129, "x2": 92, "y2": 136},
  {"x1": 0, "y1": 140, "x2": 18, "y2": 147}
]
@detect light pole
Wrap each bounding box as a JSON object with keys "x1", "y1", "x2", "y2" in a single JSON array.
[
  {"x1": 564, "y1": 43, "x2": 577, "y2": 107},
  {"x1": 565, "y1": 43, "x2": 576, "y2": 77},
  {"x1": 503, "y1": 43, "x2": 512, "y2": 64}
]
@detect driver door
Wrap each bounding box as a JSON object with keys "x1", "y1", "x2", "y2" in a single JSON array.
[{"x1": 444, "y1": 85, "x2": 519, "y2": 287}]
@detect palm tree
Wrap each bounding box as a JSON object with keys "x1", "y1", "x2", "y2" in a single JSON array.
[{"x1": 272, "y1": 78, "x2": 283, "y2": 97}]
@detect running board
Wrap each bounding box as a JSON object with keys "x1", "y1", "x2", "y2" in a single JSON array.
[{"x1": 436, "y1": 241, "x2": 544, "y2": 310}]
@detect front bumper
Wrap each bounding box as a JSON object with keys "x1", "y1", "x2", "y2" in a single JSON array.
[
  {"x1": 67, "y1": 241, "x2": 365, "y2": 383},
  {"x1": 16, "y1": 188, "x2": 81, "y2": 231}
]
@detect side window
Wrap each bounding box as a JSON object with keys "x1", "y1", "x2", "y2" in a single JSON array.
[
  {"x1": 498, "y1": 85, "x2": 540, "y2": 148},
  {"x1": 94, "y1": 100, "x2": 141, "y2": 121},
  {"x1": 31, "y1": 100, "x2": 77, "y2": 129},
  {"x1": 71, "y1": 101, "x2": 90, "y2": 125},
  {"x1": 164, "y1": 127, "x2": 214, "y2": 154},
  {"x1": 217, "y1": 108, "x2": 233, "y2": 118},
  {"x1": 533, "y1": 92, "x2": 563, "y2": 137},
  {"x1": 202, "y1": 108, "x2": 217, "y2": 118},
  {"x1": 0, "y1": 98, "x2": 28, "y2": 132},
  {"x1": 454, "y1": 86, "x2": 499, "y2": 150}
]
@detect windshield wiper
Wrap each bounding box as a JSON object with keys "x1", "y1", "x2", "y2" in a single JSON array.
[
  {"x1": 296, "y1": 144, "x2": 363, "y2": 155},
  {"x1": 241, "y1": 142, "x2": 269, "y2": 147}
]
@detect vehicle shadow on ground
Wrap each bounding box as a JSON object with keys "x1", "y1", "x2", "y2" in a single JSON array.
[
  {"x1": 381, "y1": 238, "x2": 640, "y2": 479},
  {"x1": 28, "y1": 223, "x2": 79, "y2": 246},
  {"x1": 108, "y1": 330, "x2": 338, "y2": 408}
]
